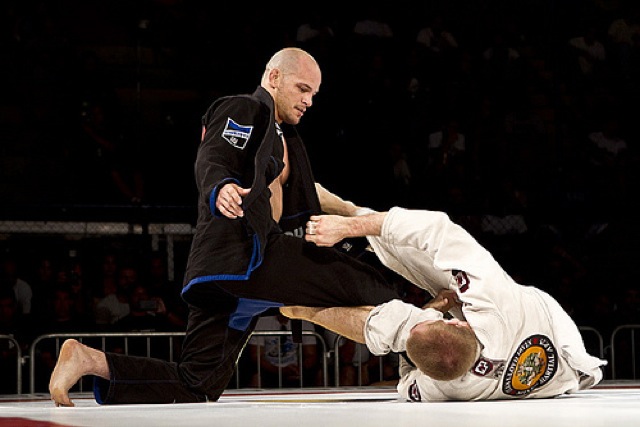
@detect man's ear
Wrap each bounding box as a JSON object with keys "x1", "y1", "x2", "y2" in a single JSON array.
[{"x1": 268, "y1": 68, "x2": 280, "y2": 89}]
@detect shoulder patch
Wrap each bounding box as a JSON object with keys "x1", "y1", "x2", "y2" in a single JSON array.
[
  {"x1": 502, "y1": 334, "x2": 558, "y2": 396},
  {"x1": 408, "y1": 380, "x2": 422, "y2": 402},
  {"x1": 471, "y1": 356, "x2": 505, "y2": 379},
  {"x1": 222, "y1": 117, "x2": 253, "y2": 149},
  {"x1": 452, "y1": 270, "x2": 470, "y2": 293}
]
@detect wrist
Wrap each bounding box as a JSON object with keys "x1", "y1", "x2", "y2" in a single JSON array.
[
  {"x1": 355, "y1": 207, "x2": 375, "y2": 216},
  {"x1": 349, "y1": 213, "x2": 383, "y2": 238}
]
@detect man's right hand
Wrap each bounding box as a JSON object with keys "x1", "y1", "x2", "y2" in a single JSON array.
[
  {"x1": 305, "y1": 215, "x2": 351, "y2": 246},
  {"x1": 216, "y1": 183, "x2": 250, "y2": 218},
  {"x1": 424, "y1": 289, "x2": 461, "y2": 313}
]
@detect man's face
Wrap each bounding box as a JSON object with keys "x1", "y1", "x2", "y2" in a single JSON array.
[
  {"x1": 53, "y1": 290, "x2": 74, "y2": 317},
  {"x1": 273, "y1": 61, "x2": 321, "y2": 125},
  {"x1": 118, "y1": 267, "x2": 137, "y2": 290}
]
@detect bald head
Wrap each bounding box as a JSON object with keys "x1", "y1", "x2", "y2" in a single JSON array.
[
  {"x1": 261, "y1": 47, "x2": 321, "y2": 124},
  {"x1": 261, "y1": 47, "x2": 320, "y2": 86}
]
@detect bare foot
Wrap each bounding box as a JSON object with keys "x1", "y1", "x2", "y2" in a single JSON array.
[{"x1": 49, "y1": 339, "x2": 108, "y2": 407}]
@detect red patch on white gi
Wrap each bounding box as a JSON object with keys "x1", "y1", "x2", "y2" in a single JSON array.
[
  {"x1": 408, "y1": 381, "x2": 421, "y2": 402},
  {"x1": 453, "y1": 270, "x2": 470, "y2": 293}
]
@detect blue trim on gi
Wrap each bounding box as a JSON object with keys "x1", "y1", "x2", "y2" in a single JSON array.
[
  {"x1": 94, "y1": 377, "x2": 105, "y2": 404},
  {"x1": 247, "y1": 233, "x2": 263, "y2": 272},
  {"x1": 181, "y1": 234, "x2": 263, "y2": 299},
  {"x1": 229, "y1": 298, "x2": 283, "y2": 331}
]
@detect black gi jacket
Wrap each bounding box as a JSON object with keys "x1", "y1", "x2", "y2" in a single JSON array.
[{"x1": 181, "y1": 86, "x2": 321, "y2": 305}]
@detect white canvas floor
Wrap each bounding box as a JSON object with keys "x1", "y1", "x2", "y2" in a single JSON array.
[{"x1": 1, "y1": 381, "x2": 639, "y2": 427}]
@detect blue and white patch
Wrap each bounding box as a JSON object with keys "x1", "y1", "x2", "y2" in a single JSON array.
[{"x1": 222, "y1": 117, "x2": 253, "y2": 149}]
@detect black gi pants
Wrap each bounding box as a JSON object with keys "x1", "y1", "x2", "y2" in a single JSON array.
[{"x1": 95, "y1": 234, "x2": 400, "y2": 404}]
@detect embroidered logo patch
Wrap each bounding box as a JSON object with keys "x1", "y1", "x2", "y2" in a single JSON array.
[
  {"x1": 452, "y1": 270, "x2": 470, "y2": 293},
  {"x1": 472, "y1": 357, "x2": 505, "y2": 379},
  {"x1": 222, "y1": 117, "x2": 253, "y2": 149},
  {"x1": 408, "y1": 380, "x2": 421, "y2": 402},
  {"x1": 502, "y1": 334, "x2": 558, "y2": 396}
]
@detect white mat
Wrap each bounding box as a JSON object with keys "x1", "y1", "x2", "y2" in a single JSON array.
[{"x1": 1, "y1": 382, "x2": 638, "y2": 427}]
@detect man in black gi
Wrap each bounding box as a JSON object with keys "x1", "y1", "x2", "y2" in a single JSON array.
[{"x1": 49, "y1": 47, "x2": 400, "y2": 406}]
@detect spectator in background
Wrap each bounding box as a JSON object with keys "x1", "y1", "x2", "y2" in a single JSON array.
[
  {"x1": 607, "y1": 5, "x2": 640, "y2": 80},
  {"x1": 352, "y1": 6, "x2": 394, "y2": 39},
  {"x1": 587, "y1": 115, "x2": 628, "y2": 166},
  {"x1": 29, "y1": 254, "x2": 59, "y2": 323},
  {"x1": 247, "y1": 312, "x2": 320, "y2": 388},
  {"x1": 416, "y1": 13, "x2": 459, "y2": 54},
  {"x1": 146, "y1": 252, "x2": 187, "y2": 329},
  {"x1": 566, "y1": 24, "x2": 608, "y2": 91},
  {"x1": 1, "y1": 256, "x2": 33, "y2": 317},
  {"x1": 113, "y1": 283, "x2": 172, "y2": 333},
  {"x1": 349, "y1": 5, "x2": 396, "y2": 79},
  {"x1": 414, "y1": 12, "x2": 459, "y2": 84},
  {"x1": 32, "y1": 281, "x2": 96, "y2": 391},
  {"x1": 90, "y1": 251, "x2": 119, "y2": 307},
  {"x1": 94, "y1": 265, "x2": 138, "y2": 327},
  {"x1": 427, "y1": 117, "x2": 467, "y2": 177},
  {"x1": 40, "y1": 282, "x2": 93, "y2": 334},
  {"x1": 55, "y1": 257, "x2": 94, "y2": 323},
  {"x1": 111, "y1": 283, "x2": 175, "y2": 359},
  {"x1": 481, "y1": 28, "x2": 524, "y2": 109}
]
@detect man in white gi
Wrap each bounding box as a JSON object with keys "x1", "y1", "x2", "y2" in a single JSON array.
[{"x1": 282, "y1": 188, "x2": 607, "y2": 401}]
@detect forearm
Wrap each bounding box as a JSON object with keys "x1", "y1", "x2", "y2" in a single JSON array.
[
  {"x1": 315, "y1": 183, "x2": 359, "y2": 216},
  {"x1": 347, "y1": 212, "x2": 385, "y2": 238}
]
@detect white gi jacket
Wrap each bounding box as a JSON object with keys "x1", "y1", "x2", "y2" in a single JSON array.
[{"x1": 363, "y1": 207, "x2": 607, "y2": 401}]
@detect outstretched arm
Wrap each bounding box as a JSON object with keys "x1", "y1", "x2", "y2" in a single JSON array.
[{"x1": 280, "y1": 290, "x2": 460, "y2": 344}]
